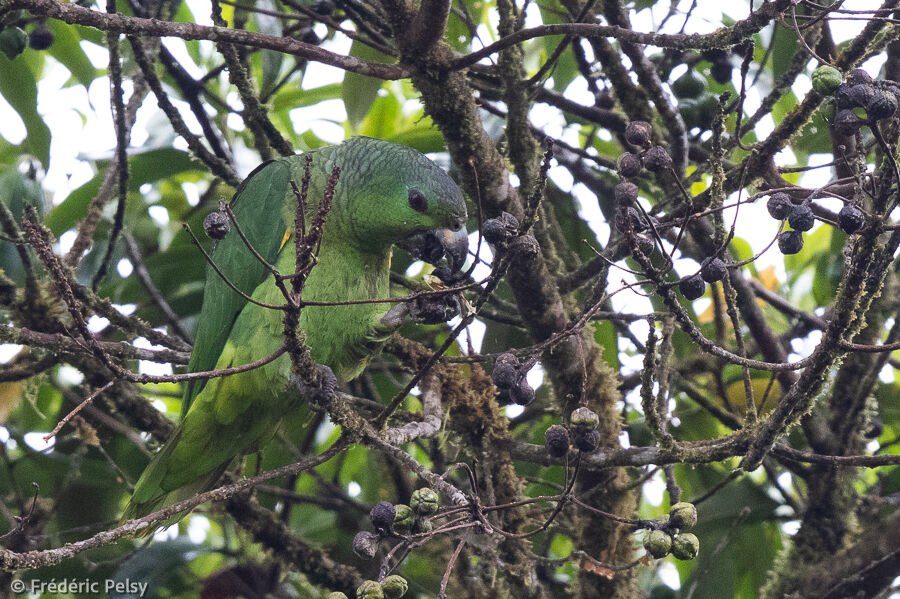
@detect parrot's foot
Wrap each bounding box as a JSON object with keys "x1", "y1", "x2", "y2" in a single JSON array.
[
  {"x1": 291, "y1": 364, "x2": 337, "y2": 407},
  {"x1": 410, "y1": 292, "x2": 461, "y2": 324}
]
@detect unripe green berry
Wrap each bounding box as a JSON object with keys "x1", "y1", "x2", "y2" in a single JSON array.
[
  {"x1": 811, "y1": 65, "x2": 842, "y2": 95},
  {"x1": 0, "y1": 26, "x2": 27, "y2": 60},
  {"x1": 643, "y1": 529, "x2": 673, "y2": 558},
  {"x1": 356, "y1": 580, "x2": 384, "y2": 599},
  {"x1": 570, "y1": 407, "x2": 600, "y2": 435},
  {"x1": 671, "y1": 533, "x2": 700, "y2": 560},
  {"x1": 669, "y1": 502, "x2": 698, "y2": 529},
  {"x1": 410, "y1": 488, "x2": 440, "y2": 516},
  {"x1": 328, "y1": 593, "x2": 350, "y2": 599},
  {"x1": 671, "y1": 69, "x2": 707, "y2": 99},
  {"x1": 381, "y1": 575, "x2": 409, "y2": 599},
  {"x1": 392, "y1": 504, "x2": 414, "y2": 533}
]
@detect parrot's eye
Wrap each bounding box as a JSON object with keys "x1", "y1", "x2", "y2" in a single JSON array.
[{"x1": 408, "y1": 189, "x2": 427, "y2": 213}]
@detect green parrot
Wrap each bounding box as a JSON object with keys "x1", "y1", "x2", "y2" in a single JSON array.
[{"x1": 122, "y1": 137, "x2": 468, "y2": 527}]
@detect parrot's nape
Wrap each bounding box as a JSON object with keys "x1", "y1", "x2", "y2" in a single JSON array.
[{"x1": 122, "y1": 137, "x2": 467, "y2": 530}]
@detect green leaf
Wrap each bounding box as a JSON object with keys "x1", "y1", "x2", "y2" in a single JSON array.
[
  {"x1": 0, "y1": 52, "x2": 51, "y2": 166},
  {"x1": 272, "y1": 83, "x2": 342, "y2": 113},
  {"x1": 254, "y1": 0, "x2": 284, "y2": 98},
  {"x1": 342, "y1": 42, "x2": 392, "y2": 129},
  {"x1": 46, "y1": 148, "x2": 202, "y2": 235},
  {"x1": 46, "y1": 21, "x2": 97, "y2": 88}
]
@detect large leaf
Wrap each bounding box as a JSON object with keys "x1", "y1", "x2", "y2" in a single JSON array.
[
  {"x1": 0, "y1": 52, "x2": 51, "y2": 166},
  {"x1": 342, "y1": 42, "x2": 392, "y2": 129},
  {"x1": 46, "y1": 148, "x2": 202, "y2": 235}
]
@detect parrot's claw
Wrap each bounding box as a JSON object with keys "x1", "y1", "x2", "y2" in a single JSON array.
[
  {"x1": 292, "y1": 364, "x2": 337, "y2": 406},
  {"x1": 410, "y1": 292, "x2": 461, "y2": 325}
]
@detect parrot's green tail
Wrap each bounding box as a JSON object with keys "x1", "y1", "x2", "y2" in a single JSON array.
[{"x1": 121, "y1": 427, "x2": 230, "y2": 537}]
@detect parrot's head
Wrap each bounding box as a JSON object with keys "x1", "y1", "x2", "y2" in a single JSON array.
[{"x1": 329, "y1": 137, "x2": 469, "y2": 272}]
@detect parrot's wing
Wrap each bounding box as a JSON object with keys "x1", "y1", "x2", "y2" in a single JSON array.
[{"x1": 183, "y1": 158, "x2": 294, "y2": 415}]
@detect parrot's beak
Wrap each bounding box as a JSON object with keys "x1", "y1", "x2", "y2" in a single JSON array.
[{"x1": 401, "y1": 224, "x2": 469, "y2": 272}]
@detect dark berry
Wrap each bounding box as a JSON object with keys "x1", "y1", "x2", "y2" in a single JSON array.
[
  {"x1": 615, "y1": 180, "x2": 639, "y2": 206},
  {"x1": 778, "y1": 230, "x2": 804, "y2": 254},
  {"x1": 203, "y1": 210, "x2": 230, "y2": 239},
  {"x1": 834, "y1": 109, "x2": 864, "y2": 136},
  {"x1": 700, "y1": 257, "x2": 727, "y2": 283},
  {"x1": 838, "y1": 204, "x2": 865, "y2": 234},
  {"x1": 625, "y1": 121, "x2": 652, "y2": 148},
  {"x1": 846, "y1": 68, "x2": 873, "y2": 87},
  {"x1": 788, "y1": 204, "x2": 815, "y2": 231},
  {"x1": 544, "y1": 425, "x2": 570, "y2": 459},
  {"x1": 492, "y1": 353, "x2": 520, "y2": 389},
  {"x1": 616, "y1": 152, "x2": 642, "y2": 177},
  {"x1": 370, "y1": 501, "x2": 396, "y2": 534},
  {"x1": 867, "y1": 90, "x2": 898, "y2": 121},
  {"x1": 509, "y1": 379, "x2": 535, "y2": 405},
  {"x1": 481, "y1": 212, "x2": 519, "y2": 247},
  {"x1": 573, "y1": 429, "x2": 601, "y2": 452},
  {"x1": 849, "y1": 84, "x2": 875, "y2": 109},
  {"x1": 766, "y1": 192, "x2": 793, "y2": 220},
  {"x1": 679, "y1": 275, "x2": 706, "y2": 300},
  {"x1": 701, "y1": 49, "x2": 728, "y2": 62},
  {"x1": 595, "y1": 88, "x2": 615, "y2": 109},
  {"x1": 643, "y1": 146, "x2": 673, "y2": 172},
  {"x1": 835, "y1": 84, "x2": 856, "y2": 109},
  {"x1": 311, "y1": 0, "x2": 334, "y2": 15},
  {"x1": 28, "y1": 23, "x2": 53, "y2": 50},
  {"x1": 710, "y1": 59, "x2": 732, "y2": 84},
  {"x1": 298, "y1": 26, "x2": 320, "y2": 46}
]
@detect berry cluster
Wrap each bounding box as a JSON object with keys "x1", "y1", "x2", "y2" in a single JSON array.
[
  {"x1": 543, "y1": 406, "x2": 602, "y2": 458},
  {"x1": 642, "y1": 502, "x2": 700, "y2": 561},
  {"x1": 352, "y1": 489, "x2": 441, "y2": 561},
  {"x1": 0, "y1": 14, "x2": 55, "y2": 60},
  {"x1": 327, "y1": 574, "x2": 408, "y2": 599},
  {"x1": 813, "y1": 66, "x2": 899, "y2": 135},
  {"x1": 678, "y1": 254, "x2": 730, "y2": 301},
  {"x1": 491, "y1": 352, "x2": 536, "y2": 405},
  {"x1": 670, "y1": 49, "x2": 734, "y2": 132}
]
